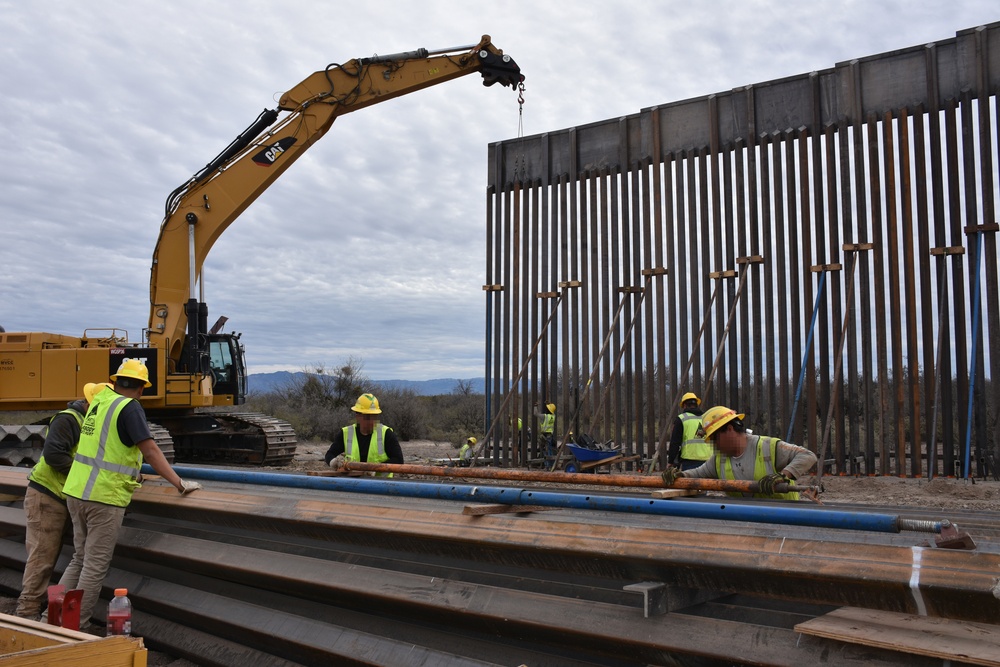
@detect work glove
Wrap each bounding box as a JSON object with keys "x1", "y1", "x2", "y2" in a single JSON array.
[
  {"x1": 756, "y1": 472, "x2": 788, "y2": 495},
  {"x1": 178, "y1": 479, "x2": 202, "y2": 495},
  {"x1": 661, "y1": 466, "x2": 684, "y2": 487},
  {"x1": 328, "y1": 454, "x2": 346, "y2": 471}
]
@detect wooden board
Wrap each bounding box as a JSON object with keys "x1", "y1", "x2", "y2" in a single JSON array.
[
  {"x1": 0, "y1": 613, "x2": 146, "y2": 666},
  {"x1": 649, "y1": 489, "x2": 700, "y2": 499},
  {"x1": 795, "y1": 607, "x2": 1000, "y2": 666}
]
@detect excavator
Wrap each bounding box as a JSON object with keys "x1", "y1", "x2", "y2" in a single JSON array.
[{"x1": 0, "y1": 35, "x2": 523, "y2": 467}]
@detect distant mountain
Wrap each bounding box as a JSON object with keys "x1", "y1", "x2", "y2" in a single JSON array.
[{"x1": 247, "y1": 371, "x2": 485, "y2": 396}]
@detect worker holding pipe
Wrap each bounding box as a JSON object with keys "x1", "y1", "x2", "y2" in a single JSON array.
[
  {"x1": 662, "y1": 406, "x2": 816, "y2": 500},
  {"x1": 326, "y1": 393, "x2": 404, "y2": 476}
]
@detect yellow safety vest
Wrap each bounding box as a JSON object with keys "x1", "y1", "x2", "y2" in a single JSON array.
[
  {"x1": 62, "y1": 388, "x2": 143, "y2": 507},
  {"x1": 344, "y1": 424, "x2": 392, "y2": 477},
  {"x1": 678, "y1": 412, "x2": 711, "y2": 461},
  {"x1": 540, "y1": 413, "x2": 554, "y2": 435},
  {"x1": 27, "y1": 407, "x2": 84, "y2": 500},
  {"x1": 717, "y1": 435, "x2": 798, "y2": 500}
]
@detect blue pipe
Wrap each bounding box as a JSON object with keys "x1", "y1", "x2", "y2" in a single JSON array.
[
  {"x1": 151, "y1": 465, "x2": 938, "y2": 535},
  {"x1": 963, "y1": 232, "x2": 984, "y2": 479},
  {"x1": 787, "y1": 271, "x2": 827, "y2": 442}
]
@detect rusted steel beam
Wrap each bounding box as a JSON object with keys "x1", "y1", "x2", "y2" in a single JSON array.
[
  {"x1": 0, "y1": 468, "x2": 998, "y2": 663},
  {"x1": 342, "y1": 461, "x2": 813, "y2": 495}
]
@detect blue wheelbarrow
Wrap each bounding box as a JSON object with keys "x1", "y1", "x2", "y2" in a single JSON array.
[{"x1": 564, "y1": 441, "x2": 624, "y2": 474}]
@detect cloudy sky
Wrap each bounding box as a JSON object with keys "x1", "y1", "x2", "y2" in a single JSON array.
[{"x1": 2, "y1": 1, "x2": 996, "y2": 381}]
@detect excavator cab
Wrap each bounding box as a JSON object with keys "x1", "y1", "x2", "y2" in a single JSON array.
[
  {"x1": 176, "y1": 330, "x2": 247, "y2": 405},
  {"x1": 206, "y1": 334, "x2": 247, "y2": 405}
]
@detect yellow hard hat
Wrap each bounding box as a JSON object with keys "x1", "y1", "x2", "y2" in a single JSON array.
[
  {"x1": 467, "y1": 437, "x2": 477, "y2": 445},
  {"x1": 546, "y1": 403, "x2": 556, "y2": 414},
  {"x1": 701, "y1": 406, "x2": 744, "y2": 439},
  {"x1": 680, "y1": 392, "x2": 701, "y2": 406},
  {"x1": 83, "y1": 382, "x2": 113, "y2": 403},
  {"x1": 110, "y1": 359, "x2": 152, "y2": 388},
  {"x1": 351, "y1": 393, "x2": 382, "y2": 414}
]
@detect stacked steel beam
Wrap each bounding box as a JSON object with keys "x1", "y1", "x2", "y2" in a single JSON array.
[{"x1": 0, "y1": 466, "x2": 996, "y2": 666}]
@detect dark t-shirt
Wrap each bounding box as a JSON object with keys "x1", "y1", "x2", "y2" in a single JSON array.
[{"x1": 115, "y1": 399, "x2": 153, "y2": 447}]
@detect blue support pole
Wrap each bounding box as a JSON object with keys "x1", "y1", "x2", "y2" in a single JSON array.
[
  {"x1": 155, "y1": 465, "x2": 943, "y2": 536},
  {"x1": 787, "y1": 271, "x2": 827, "y2": 442},
  {"x1": 963, "y1": 232, "x2": 984, "y2": 479}
]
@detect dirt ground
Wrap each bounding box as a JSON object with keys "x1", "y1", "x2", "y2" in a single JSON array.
[{"x1": 292, "y1": 439, "x2": 1000, "y2": 512}]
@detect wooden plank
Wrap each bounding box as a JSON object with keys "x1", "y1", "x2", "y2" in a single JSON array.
[
  {"x1": 461, "y1": 504, "x2": 557, "y2": 516},
  {"x1": 648, "y1": 489, "x2": 699, "y2": 499},
  {"x1": 0, "y1": 614, "x2": 146, "y2": 666},
  {"x1": 795, "y1": 607, "x2": 1000, "y2": 666},
  {"x1": 0, "y1": 636, "x2": 146, "y2": 667}
]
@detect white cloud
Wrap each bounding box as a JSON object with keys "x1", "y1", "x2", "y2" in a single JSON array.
[{"x1": 2, "y1": 0, "x2": 996, "y2": 379}]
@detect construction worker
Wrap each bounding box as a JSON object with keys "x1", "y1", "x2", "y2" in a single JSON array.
[
  {"x1": 15, "y1": 382, "x2": 109, "y2": 619},
  {"x1": 534, "y1": 402, "x2": 556, "y2": 455},
  {"x1": 58, "y1": 359, "x2": 201, "y2": 631},
  {"x1": 662, "y1": 406, "x2": 816, "y2": 500},
  {"x1": 458, "y1": 437, "x2": 476, "y2": 466},
  {"x1": 667, "y1": 392, "x2": 709, "y2": 470},
  {"x1": 325, "y1": 393, "x2": 404, "y2": 476}
]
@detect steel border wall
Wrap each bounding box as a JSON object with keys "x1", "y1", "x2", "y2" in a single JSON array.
[{"x1": 484, "y1": 23, "x2": 1000, "y2": 478}]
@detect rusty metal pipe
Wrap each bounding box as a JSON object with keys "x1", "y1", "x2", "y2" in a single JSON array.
[{"x1": 343, "y1": 461, "x2": 814, "y2": 494}]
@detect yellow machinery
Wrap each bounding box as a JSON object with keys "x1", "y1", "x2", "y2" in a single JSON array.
[{"x1": 0, "y1": 36, "x2": 523, "y2": 466}]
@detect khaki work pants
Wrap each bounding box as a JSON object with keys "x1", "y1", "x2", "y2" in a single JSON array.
[
  {"x1": 58, "y1": 497, "x2": 126, "y2": 627},
  {"x1": 16, "y1": 488, "x2": 69, "y2": 619}
]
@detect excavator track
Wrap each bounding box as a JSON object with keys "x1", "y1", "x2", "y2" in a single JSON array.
[
  {"x1": 147, "y1": 422, "x2": 176, "y2": 464},
  {"x1": 152, "y1": 411, "x2": 297, "y2": 467}
]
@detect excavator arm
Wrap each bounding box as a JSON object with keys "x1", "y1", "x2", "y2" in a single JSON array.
[{"x1": 148, "y1": 35, "x2": 523, "y2": 371}]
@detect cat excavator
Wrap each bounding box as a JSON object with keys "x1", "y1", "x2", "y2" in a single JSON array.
[{"x1": 0, "y1": 35, "x2": 523, "y2": 466}]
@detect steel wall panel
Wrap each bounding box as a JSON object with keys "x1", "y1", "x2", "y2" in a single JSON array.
[{"x1": 485, "y1": 23, "x2": 1000, "y2": 477}]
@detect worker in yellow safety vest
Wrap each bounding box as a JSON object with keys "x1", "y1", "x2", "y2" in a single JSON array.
[
  {"x1": 458, "y1": 436, "x2": 476, "y2": 466},
  {"x1": 58, "y1": 359, "x2": 201, "y2": 631},
  {"x1": 326, "y1": 393, "x2": 404, "y2": 477},
  {"x1": 534, "y1": 402, "x2": 556, "y2": 454},
  {"x1": 662, "y1": 406, "x2": 817, "y2": 500},
  {"x1": 16, "y1": 382, "x2": 109, "y2": 619},
  {"x1": 667, "y1": 392, "x2": 710, "y2": 470}
]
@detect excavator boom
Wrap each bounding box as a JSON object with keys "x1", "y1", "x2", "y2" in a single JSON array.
[
  {"x1": 0, "y1": 36, "x2": 523, "y2": 467},
  {"x1": 149, "y1": 35, "x2": 523, "y2": 364}
]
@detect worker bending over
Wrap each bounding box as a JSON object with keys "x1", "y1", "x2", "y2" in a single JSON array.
[{"x1": 662, "y1": 406, "x2": 816, "y2": 500}]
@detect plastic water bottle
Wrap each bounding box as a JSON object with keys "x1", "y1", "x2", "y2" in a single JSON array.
[{"x1": 106, "y1": 588, "x2": 132, "y2": 637}]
